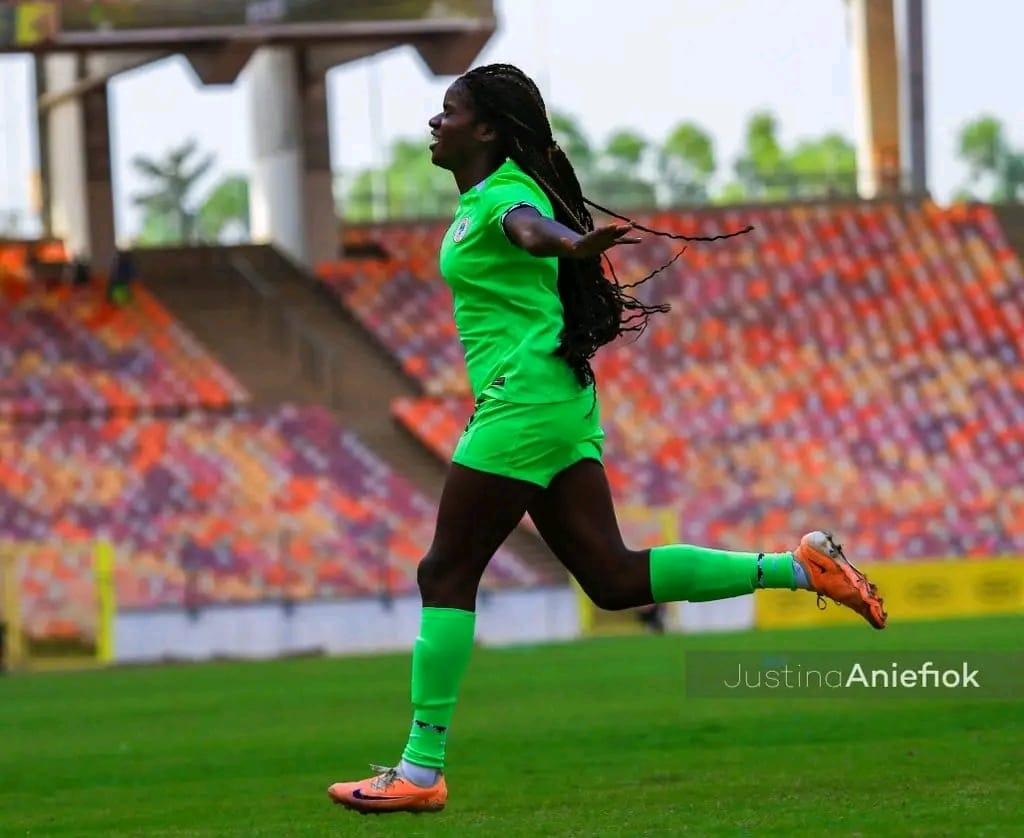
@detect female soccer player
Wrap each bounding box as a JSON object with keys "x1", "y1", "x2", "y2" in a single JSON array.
[{"x1": 328, "y1": 64, "x2": 886, "y2": 815}]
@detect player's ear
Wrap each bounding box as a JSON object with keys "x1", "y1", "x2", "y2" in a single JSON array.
[{"x1": 475, "y1": 120, "x2": 498, "y2": 144}]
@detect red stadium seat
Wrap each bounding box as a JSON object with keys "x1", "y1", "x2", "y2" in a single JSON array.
[
  {"x1": 0, "y1": 405, "x2": 543, "y2": 626},
  {"x1": 324, "y1": 203, "x2": 1024, "y2": 562}
]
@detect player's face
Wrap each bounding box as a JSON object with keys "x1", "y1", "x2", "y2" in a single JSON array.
[{"x1": 428, "y1": 82, "x2": 494, "y2": 170}]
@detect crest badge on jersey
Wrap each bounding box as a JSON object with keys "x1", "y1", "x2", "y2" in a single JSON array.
[{"x1": 453, "y1": 216, "x2": 471, "y2": 243}]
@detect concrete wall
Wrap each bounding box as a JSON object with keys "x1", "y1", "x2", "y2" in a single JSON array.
[
  {"x1": 114, "y1": 586, "x2": 581, "y2": 663},
  {"x1": 113, "y1": 588, "x2": 757, "y2": 664}
]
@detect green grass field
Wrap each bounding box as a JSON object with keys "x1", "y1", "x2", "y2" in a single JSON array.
[{"x1": 2, "y1": 615, "x2": 1021, "y2": 836}]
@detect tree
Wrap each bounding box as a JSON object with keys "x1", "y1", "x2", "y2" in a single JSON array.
[
  {"x1": 787, "y1": 133, "x2": 857, "y2": 197},
  {"x1": 343, "y1": 169, "x2": 382, "y2": 222},
  {"x1": 587, "y1": 129, "x2": 657, "y2": 209},
  {"x1": 550, "y1": 110, "x2": 596, "y2": 181},
  {"x1": 341, "y1": 112, "x2": 659, "y2": 219},
  {"x1": 956, "y1": 116, "x2": 1024, "y2": 203},
  {"x1": 549, "y1": 114, "x2": 659, "y2": 207},
  {"x1": 132, "y1": 139, "x2": 215, "y2": 245},
  {"x1": 732, "y1": 111, "x2": 787, "y2": 200},
  {"x1": 198, "y1": 175, "x2": 250, "y2": 243},
  {"x1": 1003, "y1": 155, "x2": 1024, "y2": 203},
  {"x1": 341, "y1": 137, "x2": 454, "y2": 221},
  {"x1": 136, "y1": 212, "x2": 178, "y2": 246},
  {"x1": 605, "y1": 129, "x2": 647, "y2": 168},
  {"x1": 659, "y1": 121, "x2": 716, "y2": 205},
  {"x1": 720, "y1": 112, "x2": 858, "y2": 202},
  {"x1": 959, "y1": 117, "x2": 1004, "y2": 184},
  {"x1": 386, "y1": 138, "x2": 457, "y2": 218}
]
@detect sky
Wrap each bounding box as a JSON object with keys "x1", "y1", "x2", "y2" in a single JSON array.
[{"x1": 0, "y1": 0, "x2": 1022, "y2": 240}]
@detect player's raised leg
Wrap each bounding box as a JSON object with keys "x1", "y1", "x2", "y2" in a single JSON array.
[
  {"x1": 527, "y1": 459, "x2": 886, "y2": 629},
  {"x1": 327, "y1": 463, "x2": 539, "y2": 814}
]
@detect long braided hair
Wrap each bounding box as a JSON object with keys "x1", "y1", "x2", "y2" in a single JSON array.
[{"x1": 457, "y1": 63, "x2": 751, "y2": 389}]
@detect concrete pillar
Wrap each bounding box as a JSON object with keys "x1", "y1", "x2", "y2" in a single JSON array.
[
  {"x1": 850, "y1": 0, "x2": 903, "y2": 198},
  {"x1": 248, "y1": 47, "x2": 307, "y2": 266},
  {"x1": 302, "y1": 67, "x2": 339, "y2": 267},
  {"x1": 34, "y1": 58, "x2": 51, "y2": 238},
  {"x1": 902, "y1": 0, "x2": 927, "y2": 195},
  {"x1": 82, "y1": 55, "x2": 117, "y2": 274},
  {"x1": 248, "y1": 47, "x2": 337, "y2": 268},
  {"x1": 39, "y1": 53, "x2": 117, "y2": 272},
  {"x1": 42, "y1": 54, "x2": 90, "y2": 261}
]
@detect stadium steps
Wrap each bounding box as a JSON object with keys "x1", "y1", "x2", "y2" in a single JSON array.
[
  {"x1": 993, "y1": 203, "x2": 1024, "y2": 264},
  {"x1": 132, "y1": 247, "x2": 322, "y2": 408},
  {"x1": 133, "y1": 245, "x2": 564, "y2": 582}
]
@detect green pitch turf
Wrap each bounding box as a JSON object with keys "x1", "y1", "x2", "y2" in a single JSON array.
[{"x1": 2, "y1": 615, "x2": 1021, "y2": 836}]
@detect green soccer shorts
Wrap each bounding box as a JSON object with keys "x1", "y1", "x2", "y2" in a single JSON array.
[{"x1": 451, "y1": 388, "x2": 605, "y2": 488}]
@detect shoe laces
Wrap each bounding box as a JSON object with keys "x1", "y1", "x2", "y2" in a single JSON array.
[
  {"x1": 368, "y1": 764, "x2": 400, "y2": 791},
  {"x1": 817, "y1": 533, "x2": 841, "y2": 609},
  {"x1": 813, "y1": 533, "x2": 880, "y2": 615}
]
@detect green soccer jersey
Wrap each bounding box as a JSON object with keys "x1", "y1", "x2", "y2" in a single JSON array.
[{"x1": 439, "y1": 158, "x2": 584, "y2": 404}]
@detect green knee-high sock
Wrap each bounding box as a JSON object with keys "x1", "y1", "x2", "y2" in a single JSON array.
[
  {"x1": 649, "y1": 544, "x2": 796, "y2": 603},
  {"x1": 401, "y1": 607, "x2": 476, "y2": 771}
]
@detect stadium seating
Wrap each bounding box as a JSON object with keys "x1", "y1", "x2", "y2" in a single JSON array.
[
  {"x1": 0, "y1": 257, "x2": 248, "y2": 420},
  {"x1": 326, "y1": 201, "x2": 1024, "y2": 563},
  {"x1": 2, "y1": 405, "x2": 543, "y2": 638},
  {"x1": 7, "y1": 200, "x2": 1022, "y2": 640},
  {"x1": 320, "y1": 222, "x2": 467, "y2": 394},
  {"x1": 2, "y1": 241, "x2": 549, "y2": 642}
]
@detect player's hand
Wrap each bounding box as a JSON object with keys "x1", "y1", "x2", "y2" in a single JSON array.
[{"x1": 560, "y1": 223, "x2": 641, "y2": 259}]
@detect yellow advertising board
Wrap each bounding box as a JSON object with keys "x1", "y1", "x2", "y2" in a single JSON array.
[
  {"x1": 10, "y1": 2, "x2": 58, "y2": 46},
  {"x1": 0, "y1": 539, "x2": 115, "y2": 671},
  {"x1": 756, "y1": 557, "x2": 1024, "y2": 629}
]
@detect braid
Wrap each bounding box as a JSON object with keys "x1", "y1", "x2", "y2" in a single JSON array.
[{"x1": 458, "y1": 64, "x2": 751, "y2": 389}]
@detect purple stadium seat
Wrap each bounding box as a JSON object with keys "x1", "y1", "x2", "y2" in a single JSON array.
[{"x1": 328, "y1": 202, "x2": 1024, "y2": 562}]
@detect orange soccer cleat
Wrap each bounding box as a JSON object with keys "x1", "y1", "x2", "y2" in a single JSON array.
[
  {"x1": 794, "y1": 531, "x2": 888, "y2": 629},
  {"x1": 327, "y1": 764, "x2": 447, "y2": 815}
]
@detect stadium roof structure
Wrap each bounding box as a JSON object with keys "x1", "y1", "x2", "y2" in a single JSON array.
[
  {"x1": 8, "y1": 0, "x2": 497, "y2": 271},
  {"x1": 1, "y1": 1, "x2": 496, "y2": 78}
]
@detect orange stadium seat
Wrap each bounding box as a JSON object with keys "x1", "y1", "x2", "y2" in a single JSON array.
[
  {"x1": 2, "y1": 242, "x2": 544, "y2": 634},
  {"x1": 0, "y1": 257, "x2": 249, "y2": 419},
  {"x1": 0, "y1": 405, "x2": 543, "y2": 629},
  {"x1": 324, "y1": 202, "x2": 1024, "y2": 563},
  {"x1": 7, "y1": 200, "x2": 1024, "y2": 636}
]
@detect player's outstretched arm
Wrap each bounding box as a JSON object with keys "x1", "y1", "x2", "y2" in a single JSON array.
[{"x1": 503, "y1": 205, "x2": 640, "y2": 260}]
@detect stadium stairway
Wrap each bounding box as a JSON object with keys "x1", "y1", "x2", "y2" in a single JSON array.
[
  {"x1": 133, "y1": 244, "x2": 561, "y2": 579},
  {"x1": 131, "y1": 247, "x2": 319, "y2": 408}
]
